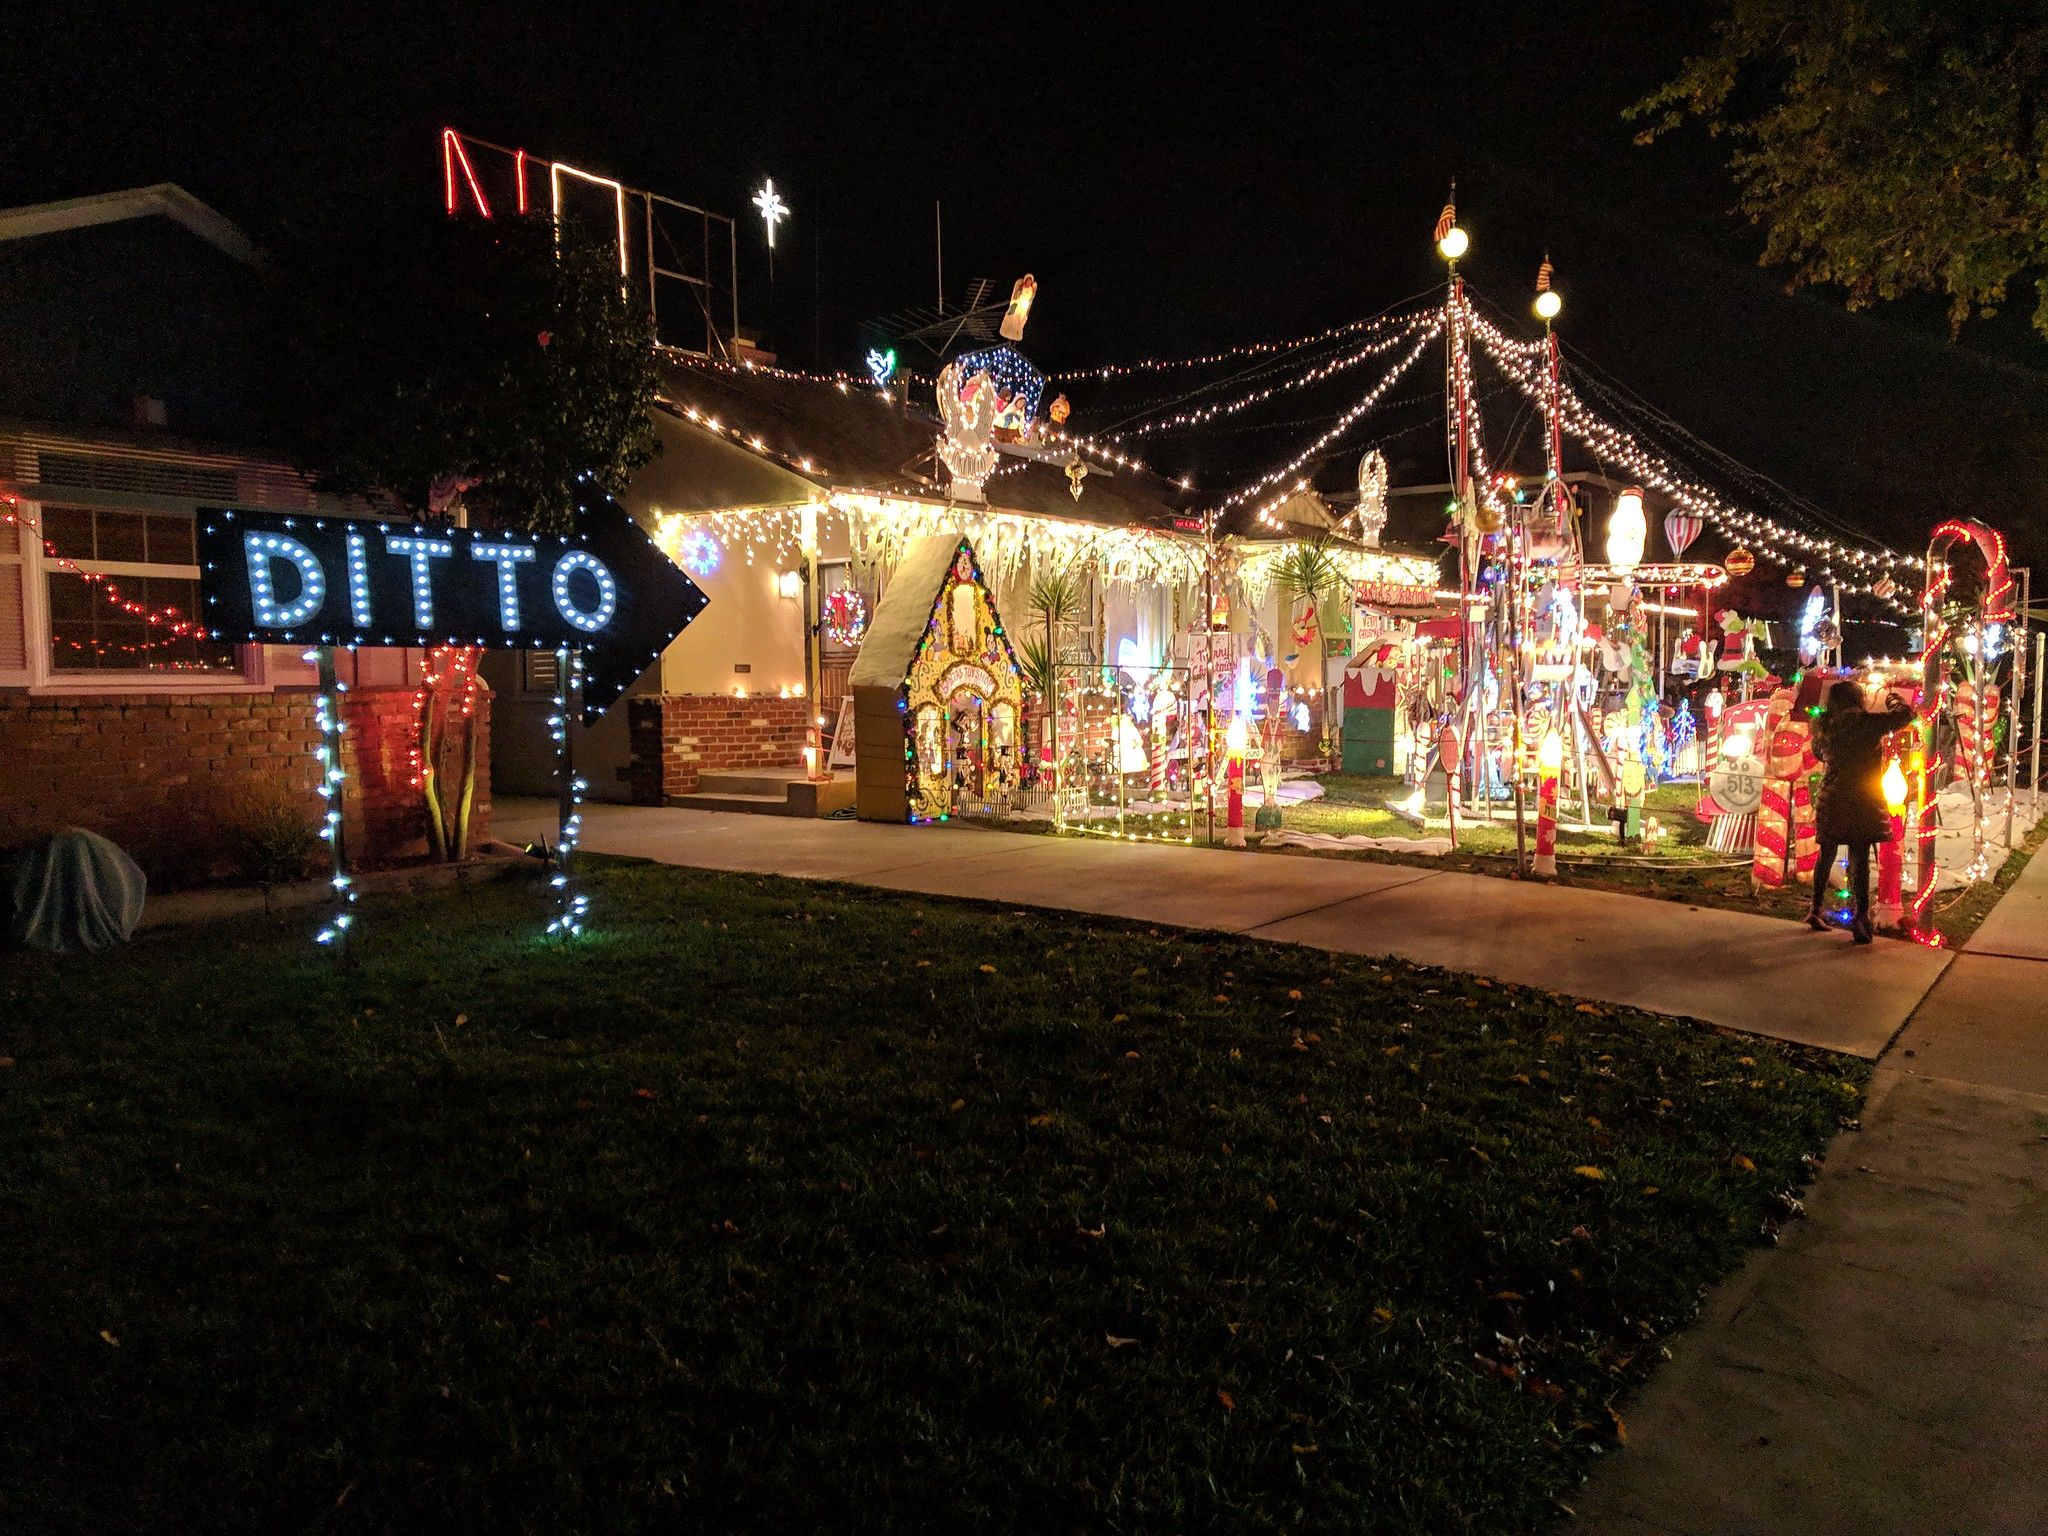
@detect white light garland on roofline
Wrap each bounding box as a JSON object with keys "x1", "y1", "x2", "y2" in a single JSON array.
[{"x1": 652, "y1": 493, "x2": 1212, "y2": 592}]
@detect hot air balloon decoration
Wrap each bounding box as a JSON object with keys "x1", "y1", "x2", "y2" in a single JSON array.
[
  {"x1": 1724, "y1": 547, "x2": 1756, "y2": 577},
  {"x1": 1663, "y1": 510, "x2": 1703, "y2": 560}
]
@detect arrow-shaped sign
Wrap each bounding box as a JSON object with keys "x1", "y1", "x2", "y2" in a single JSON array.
[{"x1": 198, "y1": 487, "x2": 708, "y2": 721}]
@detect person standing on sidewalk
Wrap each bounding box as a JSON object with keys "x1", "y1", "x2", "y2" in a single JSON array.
[{"x1": 1809, "y1": 679, "x2": 1917, "y2": 943}]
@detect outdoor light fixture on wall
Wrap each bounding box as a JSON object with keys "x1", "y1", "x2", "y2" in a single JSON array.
[{"x1": 777, "y1": 569, "x2": 803, "y2": 600}]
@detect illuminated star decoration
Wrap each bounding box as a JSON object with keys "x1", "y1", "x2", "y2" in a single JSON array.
[{"x1": 752, "y1": 178, "x2": 790, "y2": 250}]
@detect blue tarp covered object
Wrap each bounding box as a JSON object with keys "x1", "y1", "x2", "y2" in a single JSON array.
[{"x1": 8, "y1": 828, "x2": 147, "y2": 954}]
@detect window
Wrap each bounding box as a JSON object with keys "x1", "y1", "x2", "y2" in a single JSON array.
[{"x1": 41, "y1": 505, "x2": 237, "y2": 674}]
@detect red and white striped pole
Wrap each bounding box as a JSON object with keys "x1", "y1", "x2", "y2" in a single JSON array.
[
  {"x1": 1439, "y1": 722, "x2": 1462, "y2": 848},
  {"x1": 1223, "y1": 714, "x2": 1248, "y2": 848},
  {"x1": 1534, "y1": 727, "x2": 1561, "y2": 878}
]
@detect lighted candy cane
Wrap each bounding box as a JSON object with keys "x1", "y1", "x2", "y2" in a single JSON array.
[{"x1": 1911, "y1": 520, "x2": 2015, "y2": 941}]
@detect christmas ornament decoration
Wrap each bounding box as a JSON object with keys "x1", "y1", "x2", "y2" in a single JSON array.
[
  {"x1": 752, "y1": 178, "x2": 790, "y2": 249},
  {"x1": 822, "y1": 587, "x2": 869, "y2": 647},
  {"x1": 1724, "y1": 547, "x2": 1756, "y2": 576},
  {"x1": 1663, "y1": 510, "x2": 1703, "y2": 560},
  {"x1": 934, "y1": 362, "x2": 1000, "y2": 496},
  {"x1": 1786, "y1": 568, "x2": 1806, "y2": 589},
  {"x1": 1355, "y1": 448, "x2": 1389, "y2": 548},
  {"x1": 1605, "y1": 487, "x2": 1647, "y2": 570},
  {"x1": 999, "y1": 274, "x2": 1038, "y2": 341}
]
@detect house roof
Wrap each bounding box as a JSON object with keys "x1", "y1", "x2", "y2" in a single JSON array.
[
  {"x1": 848, "y1": 534, "x2": 960, "y2": 691},
  {"x1": 654, "y1": 355, "x2": 1199, "y2": 532},
  {"x1": 0, "y1": 184, "x2": 257, "y2": 265},
  {"x1": 0, "y1": 184, "x2": 277, "y2": 448}
]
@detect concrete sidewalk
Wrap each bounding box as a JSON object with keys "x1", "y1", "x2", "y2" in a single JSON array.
[
  {"x1": 1569, "y1": 842, "x2": 2048, "y2": 1535},
  {"x1": 494, "y1": 798, "x2": 1948, "y2": 1057}
]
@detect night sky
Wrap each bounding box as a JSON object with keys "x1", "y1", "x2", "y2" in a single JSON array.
[{"x1": 15, "y1": 3, "x2": 2048, "y2": 579}]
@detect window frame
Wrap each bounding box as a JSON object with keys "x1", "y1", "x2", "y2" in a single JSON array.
[{"x1": 18, "y1": 497, "x2": 266, "y2": 694}]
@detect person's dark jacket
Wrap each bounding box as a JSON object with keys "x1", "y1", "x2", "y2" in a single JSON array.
[{"x1": 1814, "y1": 699, "x2": 1917, "y2": 844}]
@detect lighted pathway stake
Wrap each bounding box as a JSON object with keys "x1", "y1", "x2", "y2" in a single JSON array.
[
  {"x1": 1223, "y1": 715, "x2": 1247, "y2": 848},
  {"x1": 1534, "y1": 727, "x2": 1561, "y2": 879}
]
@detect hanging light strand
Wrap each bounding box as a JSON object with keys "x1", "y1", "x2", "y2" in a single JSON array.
[
  {"x1": 1211, "y1": 313, "x2": 1446, "y2": 529},
  {"x1": 1102, "y1": 314, "x2": 1435, "y2": 442},
  {"x1": 1461, "y1": 298, "x2": 1920, "y2": 613}
]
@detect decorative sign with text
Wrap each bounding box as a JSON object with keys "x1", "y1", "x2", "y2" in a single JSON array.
[{"x1": 198, "y1": 491, "x2": 708, "y2": 721}]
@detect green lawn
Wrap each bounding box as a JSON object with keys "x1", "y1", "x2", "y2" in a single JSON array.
[
  {"x1": 1264, "y1": 774, "x2": 2046, "y2": 947},
  {"x1": 1257, "y1": 776, "x2": 1836, "y2": 929},
  {"x1": 2, "y1": 860, "x2": 1863, "y2": 1534}
]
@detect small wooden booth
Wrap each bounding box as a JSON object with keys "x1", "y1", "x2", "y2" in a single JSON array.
[{"x1": 850, "y1": 535, "x2": 1025, "y2": 822}]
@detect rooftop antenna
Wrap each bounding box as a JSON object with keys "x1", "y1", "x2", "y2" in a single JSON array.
[{"x1": 935, "y1": 199, "x2": 944, "y2": 314}]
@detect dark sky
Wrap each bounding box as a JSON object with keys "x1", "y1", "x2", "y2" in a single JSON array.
[{"x1": 14, "y1": 2, "x2": 2048, "y2": 581}]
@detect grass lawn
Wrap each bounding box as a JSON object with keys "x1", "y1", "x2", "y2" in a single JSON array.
[
  {"x1": 1249, "y1": 774, "x2": 2045, "y2": 947},
  {"x1": 3, "y1": 859, "x2": 1864, "y2": 1534}
]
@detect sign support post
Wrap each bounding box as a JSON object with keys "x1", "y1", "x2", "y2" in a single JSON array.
[
  {"x1": 198, "y1": 496, "x2": 707, "y2": 945},
  {"x1": 311, "y1": 645, "x2": 357, "y2": 955},
  {"x1": 549, "y1": 645, "x2": 590, "y2": 938}
]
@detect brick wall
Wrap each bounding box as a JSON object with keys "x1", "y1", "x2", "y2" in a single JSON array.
[
  {"x1": 0, "y1": 686, "x2": 490, "y2": 885},
  {"x1": 627, "y1": 693, "x2": 810, "y2": 802}
]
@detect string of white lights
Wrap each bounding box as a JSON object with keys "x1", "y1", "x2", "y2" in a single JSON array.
[
  {"x1": 1463, "y1": 299, "x2": 1922, "y2": 611},
  {"x1": 1048, "y1": 302, "x2": 1433, "y2": 381},
  {"x1": 1213, "y1": 314, "x2": 1446, "y2": 529},
  {"x1": 1104, "y1": 314, "x2": 1434, "y2": 442}
]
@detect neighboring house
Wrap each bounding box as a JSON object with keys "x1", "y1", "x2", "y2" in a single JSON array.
[
  {"x1": 482, "y1": 355, "x2": 1438, "y2": 810},
  {"x1": 0, "y1": 186, "x2": 484, "y2": 882}
]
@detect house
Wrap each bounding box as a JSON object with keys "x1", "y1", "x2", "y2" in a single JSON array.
[
  {"x1": 485, "y1": 352, "x2": 1439, "y2": 814},
  {"x1": 0, "y1": 186, "x2": 487, "y2": 882}
]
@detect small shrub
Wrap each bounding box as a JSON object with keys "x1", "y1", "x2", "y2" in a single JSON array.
[{"x1": 223, "y1": 782, "x2": 324, "y2": 887}]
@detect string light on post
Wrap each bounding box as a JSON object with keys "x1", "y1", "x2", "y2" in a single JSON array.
[
  {"x1": 308, "y1": 647, "x2": 357, "y2": 952},
  {"x1": 546, "y1": 645, "x2": 591, "y2": 938}
]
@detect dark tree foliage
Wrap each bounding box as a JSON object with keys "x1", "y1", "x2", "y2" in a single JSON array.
[
  {"x1": 1635, "y1": 1, "x2": 2048, "y2": 340},
  {"x1": 275, "y1": 213, "x2": 660, "y2": 533}
]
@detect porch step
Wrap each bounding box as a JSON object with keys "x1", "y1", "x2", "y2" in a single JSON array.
[
  {"x1": 675, "y1": 769, "x2": 857, "y2": 818},
  {"x1": 696, "y1": 769, "x2": 808, "y2": 797},
  {"x1": 673, "y1": 790, "x2": 796, "y2": 815}
]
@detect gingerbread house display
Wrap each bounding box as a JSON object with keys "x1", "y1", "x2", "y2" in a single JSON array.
[{"x1": 849, "y1": 535, "x2": 1025, "y2": 823}]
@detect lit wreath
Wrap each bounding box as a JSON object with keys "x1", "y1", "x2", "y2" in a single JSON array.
[{"x1": 822, "y1": 587, "x2": 869, "y2": 647}]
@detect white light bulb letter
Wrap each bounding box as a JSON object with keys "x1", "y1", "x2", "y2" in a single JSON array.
[
  {"x1": 384, "y1": 532, "x2": 454, "y2": 628},
  {"x1": 244, "y1": 531, "x2": 327, "y2": 628},
  {"x1": 551, "y1": 550, "x2": 617, "y2": 633},
  {"x1": 471, "y1": 540, "x2": 538, "y2": 631}
]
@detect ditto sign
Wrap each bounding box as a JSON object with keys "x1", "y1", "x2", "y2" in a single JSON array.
[{"x1": 198, "y1": 497, "x2": 709, "y2": 720}]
